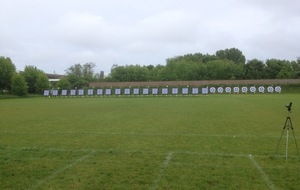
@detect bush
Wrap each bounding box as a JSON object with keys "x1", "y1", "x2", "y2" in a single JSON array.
[{"x1": 11, "y1": 73, "x2": 28, "y2": 96}]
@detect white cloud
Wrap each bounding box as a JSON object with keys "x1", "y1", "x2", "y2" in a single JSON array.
[
  {"x1": 137, "y1": 9, "x2": 198, "y2": 43},
  {"x1": 0, "y1": 0, "x2": 300, "y2": 74},
  {"x1": 55, "y1": 12, "x2": 121, "y2": 49}
]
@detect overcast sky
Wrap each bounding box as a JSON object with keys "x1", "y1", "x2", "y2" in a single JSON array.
[{"x1": 1, "y1": 0, "x2": 299, "y2": 75}]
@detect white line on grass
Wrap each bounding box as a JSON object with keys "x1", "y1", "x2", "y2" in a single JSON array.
[
  {"x1": 248, "y1": 155, "x2": 277, "y2": 190},
  {"x1": 28, "y1": 150, "x2": 95, "y2": 190},
  {"x1": 151, "y1": 151, "x2": 173, "y2": 190},
  {"x1": 176, "y1": 150, "x2": 249, "y2": 158}
]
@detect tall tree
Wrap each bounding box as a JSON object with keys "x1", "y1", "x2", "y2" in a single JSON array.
[
  {"x1": 216, "y1": 48, "x2": 246, "y2": 65},
  {"x1": 160, "y1": 62, "x2": 179, "y2": 81},
  {"x1": 276, "y1": 61, "x2": 293, "y2": 79},
  {"x1": 164, "y1": 60, "x2": 199, "y2": 81},
  {"x1": 265, "y1": 59, "x2": 293, "y2": 79},
  {"x1": 11, "y1": 73, "x2": 28, "y2": 96},
  {"x1": 22, "y1": 66, "x2": 49, "y2": 94},
  {"x1": 110, "y1": 65, "x2": 150, "y2": 82},
  {"x1": 205, "y1": 59, "x2": 241, "y2": 80},
  {"x1": 66, "y1": 63, "x2": 83, "y2": 77},
  {"x1": 290, "y1": 58, "x2": 300, "y2": 78},
  {"x1": 36, "y1": 72, "x2": 50, "y2": 94},
  {"x1": 22, "y1": 66, "x2": 40, "y2": 93},
  {"x1": 82, "y1": 62, "x2": 96, "y2": 82},
  {"x1": 244, "y1": 59, "x2": 266, "y2": 79},
  {"x1": 152, "y1": 65, "x2": 165, "y2": 81},
  {"x1": 65, "y1": 63, "x2": 97, "y2": 88},
  {"x1": 0, "y1": 56, "x2": 16, "y2": 90}
]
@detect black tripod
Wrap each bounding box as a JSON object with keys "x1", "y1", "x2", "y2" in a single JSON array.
[{"x1": 275, "y1": 103, "x2": 300, "y2": 159}]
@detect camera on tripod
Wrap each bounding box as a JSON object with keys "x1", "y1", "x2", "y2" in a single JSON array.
[
  {"x1": 285, "y1": 102, "x2": 292, "y2": 113},
  {"x1": 276, "y1": 101, "x2": 300, "y2": 159}
]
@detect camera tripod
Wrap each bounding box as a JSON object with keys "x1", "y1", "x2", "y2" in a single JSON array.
[{"x1": 275, "y1": 111, "x2": 300, "y2": 159}]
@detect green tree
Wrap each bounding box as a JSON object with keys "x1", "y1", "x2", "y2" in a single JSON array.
[
  {"x1": 107, "y1": 50, "x2": 300, "y2": 81},
  {"x1": 159, "y1": 62, "x2": 178, "y2": 81},
  {"x1": 66, "y1": 63, "x2": 83, "y2": 76},
  {"x1": 110, "y1": 65, "x2": 150, "y2": 82},
  {"x1": 127, "y1": 65, "x2": 150, "y2": 81},
  {"x1": 277, "y1": 62, "x2": 293, "y2": 79},
  {"x1": 65, "y1": 63, "x2": 97, "y2": 88},
  {"x1": 110, "y1": 66, "x2": 126, "y2": 81},
  {"x1": 290, "y1": 58, "x2": 300, "y2": 78},
  {"x1": 244, "y1": 59, "x2": 266, "y2": 79},
  {"x1": 58, "y1": 77, "x2": 71, "y2": 90},
  {"x1": 22, "y1": 66, "x2": 47, "y2": 94},
  {"x1": 206, "y1": 60, "x2": 242, "y2": 80},
  {"x1": 36, "y1": 72, "x2": 50, "y2": 94},
  {"x1": 164, "y1": 60, "x2": 200, "y2": 81},
  {"x1": 166, "y1": 53, "x2": 217, "y2": 65},
  {"x1": 152, "y1": 65, "x2": 166, "y2": 81},
  {"x1": 67, "y1": 73, "x2": 87, "y2": 88},
  {"x1": 82, "y1": 62, "x2": 96, "y2": 82},
  {"x1": 265, "y1": 59, "x2": 293, "y2": 79},
  {"x1": 0, "y1": 56, "x2": 16, "y2": 90},
  {"x1": 11, "y1": 73, "x2": 28, "y2": 96},
  {"x1": 193, "y1": 64, "x2": 207, "y2": 80},
  {"x1": 216, "y1": 48, "x2": 246, "y2": 65}
]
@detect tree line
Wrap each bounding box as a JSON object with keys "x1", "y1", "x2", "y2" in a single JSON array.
[
  {"x1": 0, "y1": 57, "x2": 49, "y2": 96},
  {"x1": 1, "y1": 48, "x2": 300, "y2": 95},
  {"x1": 109, "y1": 48, "x2": 300, "y2": 82}
]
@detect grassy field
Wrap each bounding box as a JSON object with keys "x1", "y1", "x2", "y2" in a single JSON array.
[{"x1": 1, "y1": 94, "x2": 300, "y2": 189}]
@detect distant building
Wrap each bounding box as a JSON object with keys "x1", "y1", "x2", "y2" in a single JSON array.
[
  {"x1": 46, "y1": 73, "x2": 65, "y2": 80},
  {"x1": 18, "y1": 71, "x2": 65, "y2": 88},
  {"x1": 45, "y1": 73, "x2": 65, "y2": 88}
]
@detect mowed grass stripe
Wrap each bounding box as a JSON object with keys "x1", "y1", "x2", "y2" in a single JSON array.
[
  {"x1": 0, "y1": 130, "x2": 282, "y2": 138},
  {"x1": 3, "y1": 146, "x2": 300, "y2": 158},
  {"x1": 4, "y1": 145, "x2": 300, "y2": 159}
]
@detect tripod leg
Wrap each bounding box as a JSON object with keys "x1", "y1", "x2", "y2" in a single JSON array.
[
  {"x1": 275, "y1": 117, "x2": 289, "y2": 154},
  {"x1": 286, "y1": 129, "x2": 289, "y2": 159},
  {"x1": 275, "y1": 127, "x2": 286, "y2": 154},
  {"x1": 289, "y1": 117, "x2": 300, "y2": 157}
]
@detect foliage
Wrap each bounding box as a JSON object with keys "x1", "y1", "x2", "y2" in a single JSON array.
[
  {"x1": 216, "y1": 47, "x2": 246, "y2": 64},
  {"x1": 290, "y1": 58, "x2": 300, "y2": 78},
  {"x1": 110, "y1": 65, "x2": 151, "y2": 82},
  {"x1": 0, "y1": 56, "x2": 16, "y2": 90},
  {"x1": 244, "y1": 59, "x2": 266, "y2": 79},
  {"x1": 10, "y1": 73, "x2": 28, "y2": 96},
  {"x1": 58, "y1": 77, "x2": 71, "y2": 90},
  {"x1": 109, "y1": 47, "x2": 298, "y2": 81},
  {"x1": 2, "y1": 47, "x2": 300, "y2": 93},
  {"x1": 36, "y1": 72, "x2": 50, "y2": 93},
  {"x1": 65, "y1": 62, "x2": 98, "y2": 88},
  {"x1": 206, "y1": 59, "x2": 243, "y2": 79},
  {"x1": 22, "y1": 66, "x2": 49, "y2": 94}
]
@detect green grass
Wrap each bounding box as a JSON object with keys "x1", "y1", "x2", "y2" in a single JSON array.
[{"x1": 1, "y1": 94, "x2": 300, "y2": 189}]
